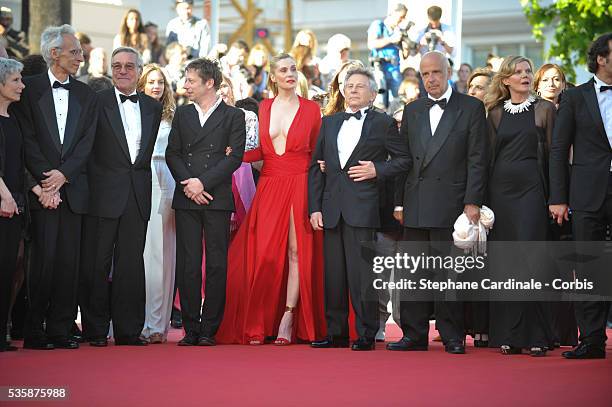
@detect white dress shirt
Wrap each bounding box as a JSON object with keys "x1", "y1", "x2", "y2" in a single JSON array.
[
  {"x1": 593, "y1": 75, "x2": 612, "y2": 170},
  {"x1": 193, "y1": 96, "x2": 223, "y2": 127},
  {"x1": 337, "y1": 107, "x2": 368, "y2": 168},
  {"x1": 48, "y1": 69, "x2": 69, "y2": 144},
  {"x1": 428, "y1": 85, "x2": 453, "y2": 135},
  {"x1": 114, "y1": 88, "x2": 142, "y2": 164}
]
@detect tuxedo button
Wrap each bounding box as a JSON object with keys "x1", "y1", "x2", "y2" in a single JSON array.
[
  {"x1": 210, "y1": 144, "x2": 213, "y2": 147},
  {"x1": 204, "y1": 164, "x2": 208, "y2": 168},
  {"x1": 187, "y1": 163, "x2": 191, "y2": 167},
  {"x1": 206, "y1": 154, "x2": 210, "y2": 158},
  {"x1": 418, "y1": 177, "x2": 424, "y2": 181},
  {"x1": 188, "y1": 153, "x2": 192, "y2": 157}
]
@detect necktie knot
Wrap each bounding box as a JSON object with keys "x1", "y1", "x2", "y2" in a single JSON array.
[
  {"x1": 425, "y1": 98, "x2": 447, "y2": 109},
  {"x1": 120, "y1": 93, "x2": 138, "y2": 103},
  {"x1": 52, "y1": 80, "x2": 71, "y2": 90},
  {"x1": 343, "y1": 109, "x2": 367, "y2": 121},
  {"x1": 600, "y1": 85, "x2": 612, "y2": 92}
]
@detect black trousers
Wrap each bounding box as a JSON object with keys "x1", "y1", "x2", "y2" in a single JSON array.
[
  {"x1": 398, "y1": 227, "x2": 465, "y2": 344},
  {"x1": 24, "y1": 203, "x2": 81, "y2": 341},
  {"x1": 571, "y1": 176, "x2": 612, "y2": 347},
  {"x1": 86, "y1": 187, "x2": 147, "y2": 340},
  {"x1": 175, "y1": 209, "x2": 230, "y2": 337},
  {"x1": 323, "y1": 218, "x2": 379, "y2": 340},
  {"x1": 0, "y1": 215, "x2": 22, "y2": 345}
]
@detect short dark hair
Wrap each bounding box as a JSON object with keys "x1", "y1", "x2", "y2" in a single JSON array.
[
  {"x1": 20, "y1": 54, "x2": 47, "y2": 77},
  {"x1": 235, "y1": 97, "x2": 259, "y2": 116},
  {"x1": 427, "y1": 6, "x2": 442, "y2": 21},
  {"x1": 185, "y1": 57, "x2": 223, "y2": 90},
  {"x1": 587, "y1": 32, "x2": 612, "y2": 74},
  {"x1": 89, "y1": 76, "x2": 114, "y2": 93}
]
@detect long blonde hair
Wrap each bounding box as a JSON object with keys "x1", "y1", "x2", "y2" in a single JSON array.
[
  {"x1": 137, "y1": 64, "x2": 175, "y2": 122},
  {"x1": 484, "y1": 55, "x2": 534, "y2": 112},
  {"x1": 323, "y1": 59, "x2": 364, "y2": 116},
  {"x1": 220, "y1": 74, "x2": 236, "y2": 106},
  {"x1": 267, "y1": 53, "x2": 295, "y2": 96}
]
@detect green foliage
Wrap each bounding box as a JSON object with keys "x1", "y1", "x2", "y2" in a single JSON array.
[{"x1": 522, "y1": 0, "x2": 611, "y2": 81}]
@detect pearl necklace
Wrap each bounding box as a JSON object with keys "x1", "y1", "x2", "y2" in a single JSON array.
[{"x1": 503, "y1": 94, "x2": 536, "y2": 114}]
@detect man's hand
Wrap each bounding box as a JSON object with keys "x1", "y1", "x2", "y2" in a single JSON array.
[
  {"x1": 549, "y1": 204, "x2": 569, "y2": 226},
  {"x1": 318, "y1": 160, "x2": 326, "y2": 173},
  {"x1": 225, "y1": 146, "x2": 232, "y2": 156},
  {"x1": 0, "y1": 196, "x2": 19, "y2": 218},
  {"x1": 310, "y1": 212, "x2": 324, "y2": 231},
  {"x1": 348, "y1": 161, "x2": 377, "y2": 182},
  {"x1": 41, "y1": 169, "x2": 67, "y2": 193},
  {"x1": 464, "y1": 204, "x2": 480, "y2": 224},
  {"x1": 39, "y1": 190, "x2": 61, "y2": 209},
  {"x1": 192, "y1": 190, "x2": 214, "y2": 205},
  {"x1": 181, "y1": 178, "x2": 204, "y2": 199}
]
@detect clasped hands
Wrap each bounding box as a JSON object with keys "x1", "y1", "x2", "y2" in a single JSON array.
[
  {"x1": 30, "y1": 169, "x2": 66, "y2": 210},
  {"x1": 318, "y1": 160, "x2": 377, "y2": 181},
  {"x1": 181, "y1": 178, "x2": 213, "y2": 205}
]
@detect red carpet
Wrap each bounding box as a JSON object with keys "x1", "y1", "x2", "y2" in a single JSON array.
[{"x1": 1, "y1": 325, "x2": 611, "y2": 406}]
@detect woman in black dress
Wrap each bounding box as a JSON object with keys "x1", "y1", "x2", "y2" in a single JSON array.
[
  {"x1": 484, "y1": 56, "x2": 556, "y2": 357},
  {"x1": 0, "y1": 57, "x2": 25, "y2": 352}
]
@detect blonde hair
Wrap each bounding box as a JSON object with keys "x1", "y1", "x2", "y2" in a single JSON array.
[
  {"x1": 484, "y1": 55, "x2": 534, "y2": 112},
  {"x1": 296, "y1": 71, "x2": 309, "y2": 99},
  {"x1": 292, "y1": 29, "x2": 318, "y2": 56},
  {"x1": 137, "y1": 64, "x2": 175, "y2": 122},
  {"x1": 267, "y1": 53, "x2": 295, "y2": 96},
  {"x1": 323, "y1": 59, "x2": 364, "y2": 116},
  {"x1": 221, "y1": 74, "x2": 236, "y2": 106}
]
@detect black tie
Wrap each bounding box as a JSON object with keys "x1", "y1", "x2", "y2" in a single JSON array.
[
  {"x1": 600, "y1": 85, "x2": 612, "y2": 92},
  {"x1": 425, "y1": 98, "x2": 447, "y2": 109},
  {"x1": 343, "y1": 109, "x2": 367, "y2": 121},
  {"x1": 52, "y1": 81, "x2": 71, "y2": 90},
  {"x1": 120, "y1": 93, "x2": 138, "y2": 103}
]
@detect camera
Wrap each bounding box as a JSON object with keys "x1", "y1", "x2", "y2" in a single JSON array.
[{"x1": 425, "y1": 30, "x2": 441, "y2": 52}]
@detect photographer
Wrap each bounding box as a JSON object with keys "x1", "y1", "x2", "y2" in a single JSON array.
[
  {"x1": 416, "y1": 6, "x2": 455, "y2": 57},
  {"x1": 367, "y1": 3, "x2": 409, "y2": 108}
]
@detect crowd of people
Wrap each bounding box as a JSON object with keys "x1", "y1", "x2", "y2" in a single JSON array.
[{"x1": 0, "y1": 0, "x2": 610, "y2": 361}]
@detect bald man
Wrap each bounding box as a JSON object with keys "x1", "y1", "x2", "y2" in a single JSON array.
[{"x1": 389, "y1": 51, "x2": 488, "y2": 354}]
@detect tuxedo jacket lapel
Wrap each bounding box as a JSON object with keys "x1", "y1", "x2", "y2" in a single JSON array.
[
  {"x1": 423, "y1": 95, "x2": 462, "y2": 169},
  {"x1": 343, "y1": 111, "x2": 374, "y2": 170},
  {"x1": 61, "y1": 79, "x2": 82, "y2": 157},
  {"x1": 582, "y1": 79, "x2": 608, "y2": 143},
  {"x1": 200, "y1": 101, "x2": 226, "y2": 138},
  {"x1": 37, "y1": 88, "x2": 62, "y2": 153},
  {"x1": 135, "y1": 93, "x2": 153, "y2": 164},
  {"x1": 418, "y1": 108, "x2": 432, "y2": 155},
  {"x1": 103, "y1": 92, "x2": 131, "y2": 162},
  {"x1": 329, "y1": 114, "x2": 344, "y2": 169}
]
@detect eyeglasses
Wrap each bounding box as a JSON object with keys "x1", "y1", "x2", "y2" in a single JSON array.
[{"x1": 111, "y1": 63, "x2": 138, "y2": 72}]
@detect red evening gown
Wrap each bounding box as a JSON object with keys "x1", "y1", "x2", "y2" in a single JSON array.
[{"x1": 216, "y1": 96, "x2": 327, "y2": 344}]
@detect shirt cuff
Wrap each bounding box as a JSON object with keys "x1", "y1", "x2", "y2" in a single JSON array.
[{"x1": 394, "y1": 206, "x2": 403, "y2": 211}]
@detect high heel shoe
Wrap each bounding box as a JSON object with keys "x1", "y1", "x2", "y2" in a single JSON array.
[{"x1": 274, "y1": 306, "x2": 295, "y2": 346}]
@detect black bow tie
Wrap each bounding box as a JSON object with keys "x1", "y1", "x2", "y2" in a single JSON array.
[
  {"x1": 120, "y1": 93, "x2": 138, "y2": 103},
  {"x1": 52, "y1": 81, "x2": 71, "y2": 90},
  {"x1": 425, "y1": 98, "x2": 447, "y2": 109},
  {"x1": 343, "y1": 109, "x2": 367, "y2": 121},
  {"x1": 600, "y1": 85, "x2": 612, "y2": 92}
]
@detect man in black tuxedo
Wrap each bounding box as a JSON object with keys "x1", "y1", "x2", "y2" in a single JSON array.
[
  {"x1": 387, "y1": 51, "x2": 487, "y2": 354},
  {"x1": 166, "y1": 58, "x2": 245, "y2": 346},
  {"x1": 549, "y1": 33, "x2": 612, "y2": 359},
  {"x1": 309, "y1": 67, "x2": 412, "y2": 351},
  {"x1": 83, "y1": 47, "x2": 162, "y2": 346},
  {"x1": 14, "y1": 25, "x2": 97, "y2": 350}
]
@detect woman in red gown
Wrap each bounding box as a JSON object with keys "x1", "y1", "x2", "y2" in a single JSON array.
[{"x1": 217, "y1": 53, "x2": 326, "y2": 345}]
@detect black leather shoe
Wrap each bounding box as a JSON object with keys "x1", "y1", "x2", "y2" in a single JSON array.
[
  {"x1": 70, "y1": 323, "x2": 84, "y2": 343},
  {"x1": 23, "y1": 338, "x2": 55, "y2": 350},
  {"x1": 115, "y1": 336, "x2": 148, "y2": 346},
  {"x1": 351, "y1": 337, "x2": 375, "y2": 351},
  {"x1": 445, "y1": 340, "x2": 466, "y2": 354},
  {"x1": 171, "y1": 308, "x2": 183, "y2": 329},
  {"x1": 562, "y1": 342, "x2": 605, "y2": 359},
  {"x1": 386, "y1": 337, "x2": 428, "y2": 351},
  {"x1": 311, "y1": 337, "x2": 349, "y2": 348},
  {"x1": 474, "y1": 339, "x2": 488, "y2": 348},
  {"x1": 89, "y1": 338, "x2": 108, "y2": 347},
  {"x1": 197, "y1": 336, "x2": 216, "y2": 346},
  {"x1": 178, "y1": 332, "x2": 199, "y2": 346},
  {"x1": 50, "y1": 338, "x2": 79, "y2": 349}
]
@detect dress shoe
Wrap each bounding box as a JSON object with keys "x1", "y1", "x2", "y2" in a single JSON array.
[
  {"x1": 562, "y1": 342, "x2": 605, "y2": 359},
  {"x1": 445, "y1": 340, "x2": 466, "y2": 354},
  {"x1": 311, "y1": 337, "x2": 349, "y2": 348},
  {"x1": 50, "y1": 338, "x2": 79, "y2": 349},
  {"x1": 197, "y1": 336, "x2": 216, "y2": 346},
  {"x1": 70, "y1": 323, "x2": 84, "y2": 343},
  {"x1": 474, "y1": 339, "x2": 489, "y2": 348},
  {"x1": 171, "y1": 308, "x2": 183, "y2": 329},
  {"x1": 351, "y1": 337, "x2": 375, "y2": 351},
  {"x1": 178, "y1": 332, "x2": 199, "y2": 346},
  {"x1": 89, "y1": 338, "x2": 108, "y2": 347},
  {"x1": 115, "y1": 337, "x2": 148, "y2": 346},
  {"x1": 23, "y1": 338, "x2": 54, "y2": 350},
  {"x1": 0, "y1": 341, "x2": 18, "y2": 352},
  {"x1": 386, "y1": 337, "x2": 428, "y2": 351},
  {"x1": 149, "y1": 333, "x2": 165, "y2": 344}
]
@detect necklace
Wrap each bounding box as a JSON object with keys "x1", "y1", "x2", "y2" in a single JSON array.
[{"x1": 503, "y1": 94, "x2": 535, "y2": 114}]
